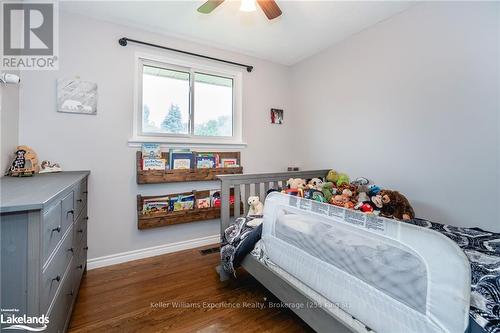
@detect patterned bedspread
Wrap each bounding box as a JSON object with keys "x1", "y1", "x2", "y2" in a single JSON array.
[{"x1": 409, "y1": 218, "x2": 500, "y2": 333}]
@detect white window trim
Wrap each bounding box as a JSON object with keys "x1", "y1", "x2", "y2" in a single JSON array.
[{"x1": 129, "y1": 52, "x2": 245, "y2": 148}]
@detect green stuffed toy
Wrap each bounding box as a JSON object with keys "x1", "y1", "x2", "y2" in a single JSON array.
[
  {"x1": 326, "y1": 170, "x2": 339, "y2": 183},
  {"x1": 326, "y1": 170, "x2": 350, "y2": 187},
  {"x1": 321, "y1": 182, "x2": 335, "y2": 201},
  {"x1": 336, "y1": 174, "x2": 350, "y2": 187}
]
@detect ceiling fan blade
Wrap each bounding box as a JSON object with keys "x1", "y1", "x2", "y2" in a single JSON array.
[
  {"x1": 256, "y1": 0, "x2": 282, "y2": 20},
  {"x1": 197, "y1": 0, "x2": 225, "y2": 14}
]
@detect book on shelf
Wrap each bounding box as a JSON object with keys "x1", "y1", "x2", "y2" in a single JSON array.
[
  {"x1": 196, "y1": 197, "x2": 211, "y2": 209},
  {"x1": 169, "y1": 194, "x2": 195, "y2": 211},
  {"x1": 169, "y1": 149, "x2": 194, "y2": 170},
  {"x1": 196, "y1": 153, "x2": 216, "y2": 169},
  {"x1": 142, "y1": 196, "x2": 170, "y2": 214},
  {"x1": 142, "y1": 158, "x2": 166, "y2": 170},
  {"x1": 141, "y1": 143, "x2": 161, "y2": 159},
  {"x1": 220, "y1": 158, "x2": 239, "y2": 168}
]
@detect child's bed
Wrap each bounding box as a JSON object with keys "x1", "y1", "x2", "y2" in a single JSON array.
[{"x1": 217, "y1": 170, "x2": 500, "y2": 333}]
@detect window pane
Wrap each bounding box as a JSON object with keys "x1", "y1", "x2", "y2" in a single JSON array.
[
  {"x1": 142, "y1": 65, "x2": 190, "y2": 135},
  {"x1": 194, "y1": 73, "x2": 233, "y2": 137}
]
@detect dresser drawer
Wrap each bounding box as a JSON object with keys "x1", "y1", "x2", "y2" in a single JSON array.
[
  {"x1": 74, "y1": 210, "x2": 87, "y2": 249},
  {"x1": 61, "y1": 191, "x2": 75, "y2": 232},
  {"x1": 42, "y1": 201, "x2": 63, "y2": 264},
  {"x1": 41, "y1": 229, "x2": 74, "y2": 314},
  {"x1": 74, "y1": 246, "x2": 87, "y2": 288},
  {"x1": 46, "y1": 261, "x2": 75, "y2": 333},
  {"x1": 74, "y1": 179, "x2": 88, "y2": 218}
]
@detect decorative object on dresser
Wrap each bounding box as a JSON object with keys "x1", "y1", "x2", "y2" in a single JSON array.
[
  {"x1": 7, "y1": 145, "x2": 40, "y2": 177},
  {"x1": 40, "y1": 160, "x2": 63, "y2": 173},
  {"x1": 0, "y1": 171, "x2": 90, "y2": 332},
  {"x1": 136, "y1": 151, "x2": 242, "y2": 184}
]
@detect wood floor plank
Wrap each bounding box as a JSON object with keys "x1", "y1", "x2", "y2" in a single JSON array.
[{"x1": 68, "y1": 246, "x2": 313, "y2": 333}]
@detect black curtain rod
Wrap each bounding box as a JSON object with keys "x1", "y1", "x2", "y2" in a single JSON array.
[{"x1": 118, "y1": 37, "x2": 253, "y2": 73}]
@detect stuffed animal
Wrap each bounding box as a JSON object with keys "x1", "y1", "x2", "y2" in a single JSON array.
[
  {"x1": 357, "y1": 192, "x2": 370, "y2": 203},
  {"x1": 287, "y1": 178, "x2": 306, "y2": 190},
  {"x1": 330, "y1": 194, "x2": 348, "y2": 207},
  {"x1": 373, "y1": 190, "x2": 415, "y2": 221},
  {"x1": 307, "y1": 177, "x2": 324, "y2": 191},
  {"x1": 359, "y1": 203, "x2": 374, "y2": 213},
  {"x1": 304, "y1": 189, "x2": 327, "y2": 203},
  {"x1": 326, "y1": 170, "x2": 339, "y2": 183},
  {"x1": 321, "y1": 182, "x2": 335, "y2": 201},
  {"x1": 352, "y1": 177, "x2": 370, "y2": 195},
  {"x1": 247, "y1": 196, "x2": 264, "y2": 216},
  {"x1": 351, "y1": 177, "x2": 369, "y2": 187},
  {"x1": 368, "y1": 185, "x2": 381, "y2": 197},
  {"x1": 247, "y1": 218, "x2": 263, "y2": 227},
  {"x1": 336, "y1": 173, "x2": 350, "y2": 187},
  {"x1": 330, "y1": 188, "x2": 356, "y2": 209},
  {"x1": 282, "y1": 188, "x2": 304, "y2": 197}
]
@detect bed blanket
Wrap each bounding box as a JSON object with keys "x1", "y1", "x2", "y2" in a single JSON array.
[
  {"x1": 409, "y1": 218, "x2": 500, "y2": 333},
  {"x1": 221, "y1": 216, "x2": 262, "y2": 276}
]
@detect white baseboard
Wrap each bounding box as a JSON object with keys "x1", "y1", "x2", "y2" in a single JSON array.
[{"x1": 87, "y1": 234, "x2": 220, "y2": 270}]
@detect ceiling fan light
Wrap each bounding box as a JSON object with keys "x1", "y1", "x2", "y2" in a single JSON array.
[{"x1": 240, "y1": 0, "x2": 257, "y2": 12}]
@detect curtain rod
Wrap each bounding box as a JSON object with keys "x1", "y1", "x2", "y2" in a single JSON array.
[{"x1": 118, "y1": 37, "x2": 254, "y2": 73}]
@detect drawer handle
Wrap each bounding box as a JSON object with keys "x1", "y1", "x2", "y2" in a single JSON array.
[
  {"x1": 67, "y1": 247, "x2": 74, "y2": 253},
  {"x1": 77, "y1": 264, "x2": 83, "y2": 269},
  {"x1": 84, "y1": 217, "x2": 89, "y2": 220},
  {"x1": 67, "y1": 290, "x2": 74, "y2": 297},
  {"x1": 67, "y1": 210, "x2": 74, "y2": 217},
  {"x1": 51, "y1": 226, "x2": 61, "y2": 233},
  {"x1": 77, "y1": 199, "x2": 83, "y2": 203},
  {"x1": 78, "y1": 229, "x2": 84, "y2": 233},
  {"x1": 83, "y1": 191, "x2": 88, "y2": 194},
  {"x1": 52, "y1": 275, "x2": 61, "y2": 282},
  {"x1": 84, "y1": 246, "x2": 89, "y2": 250}
]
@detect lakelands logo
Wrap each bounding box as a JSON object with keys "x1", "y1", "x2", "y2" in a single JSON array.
[
  {"x1": 1, "y1": 309, "x2": 49, "y2": 331},
  {"x1": 1, "y1": 314, "x2": 49, "y2": 331},
  {"x1": 1, "y1": 1, "x2": 59, "y2": 70}
]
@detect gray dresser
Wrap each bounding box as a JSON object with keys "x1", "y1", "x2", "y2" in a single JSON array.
[{"x1": 0, "y1": 171, "x2": 90, "y2": 333}]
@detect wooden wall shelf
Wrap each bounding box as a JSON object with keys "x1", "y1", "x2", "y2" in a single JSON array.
[
  {"x1": 137, "y1": 190, "x2": 242, "y2": 230},
  {"x1": 136, "y1": 151, "x2": 243, "y2": 184}
]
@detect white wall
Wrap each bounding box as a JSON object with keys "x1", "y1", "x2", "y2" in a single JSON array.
[
  {"x1": 0, "y1": 76, "x2": 20, "y2": 172},
  {"x1": 19, "y1": 12, "x2": 294, "y2": 260},
  {"x1": 291, "y1": 2, "x2": 500, "y2": 231}
]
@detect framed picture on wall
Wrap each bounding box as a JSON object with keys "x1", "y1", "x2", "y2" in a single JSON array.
[
  {"x1": 270, "y1": 108, "x2": 283, "y2": 124},
  {"x1": 57, "y1": 78, "x2": 98, "y2": 115}
]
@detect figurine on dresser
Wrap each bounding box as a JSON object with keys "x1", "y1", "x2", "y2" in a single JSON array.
[{"x1": 6, "y1": 145, "x2": 39, "y2": 177}]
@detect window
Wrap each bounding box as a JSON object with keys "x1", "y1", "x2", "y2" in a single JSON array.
[
  {"x1": 135, "y1": 56, "x2": 243, "y2": 146},
  {"x1": 142, "y1": 66, "x2": 190, "y2": 135}
]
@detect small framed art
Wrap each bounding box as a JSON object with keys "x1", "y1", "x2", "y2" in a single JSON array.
[{"x1": 270, "y1": 108, "x2": 283, "y2": 124}]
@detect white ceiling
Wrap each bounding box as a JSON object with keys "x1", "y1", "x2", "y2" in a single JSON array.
[{"x1": 61, "y1": 1, "x2": 415, "y2": 66}]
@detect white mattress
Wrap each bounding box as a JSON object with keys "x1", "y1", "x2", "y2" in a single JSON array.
[{"x1": 260, "y1": 192, "x2": 471, "y2": 333}]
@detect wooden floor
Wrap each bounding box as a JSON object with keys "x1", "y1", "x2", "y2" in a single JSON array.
[{"x1": 68, "y1": 245, "x2": 313, "y2": 333}]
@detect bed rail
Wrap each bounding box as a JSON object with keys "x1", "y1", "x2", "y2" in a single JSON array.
[{"x1": 217, "y1": 169, "x2": 329, "y2": 240}]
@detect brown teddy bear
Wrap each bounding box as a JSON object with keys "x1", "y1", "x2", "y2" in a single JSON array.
[{"x1": 373, "y1": 190, "x2": 415, "y2": 221}]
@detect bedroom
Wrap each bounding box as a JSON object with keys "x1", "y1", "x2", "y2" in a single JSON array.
[{"x1": 0, "y1": 1, "x2": 498, "y2": 332}]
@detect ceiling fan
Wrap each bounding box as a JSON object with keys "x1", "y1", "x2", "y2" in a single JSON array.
[{"x1": 197, "y1": 0, "x2": 282, "y2": 20}]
